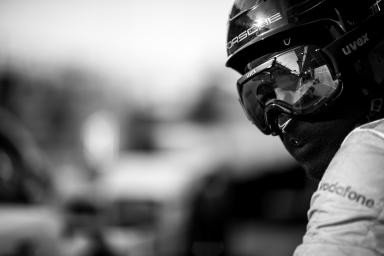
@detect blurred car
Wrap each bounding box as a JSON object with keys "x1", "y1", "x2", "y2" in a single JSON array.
[
  {"x1": 0, "y1": 206, "x2": 63, "y2": 256},
  {"x1": 91, "y1": 151, "x2": 215, "y2": 256},
  {"x1": 0, "y1": 109, "x2": 64, "y2": 256}
]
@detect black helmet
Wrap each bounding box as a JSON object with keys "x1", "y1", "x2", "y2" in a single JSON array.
[{"x1": 226, "y1": 0, "x2": 377, "y2": 73}]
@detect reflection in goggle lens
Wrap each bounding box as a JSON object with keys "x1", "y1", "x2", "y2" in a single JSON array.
[{"x1": 238, "y1": 45, "x2": 340, "y2": 134}]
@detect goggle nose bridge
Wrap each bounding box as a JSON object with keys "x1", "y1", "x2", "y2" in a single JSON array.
[{"x1": 264, "y1": 102, "x2": 294, "y2": 135}]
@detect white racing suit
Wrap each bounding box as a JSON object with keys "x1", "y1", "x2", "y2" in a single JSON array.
[{"x1": 294, "y1": 119, "x2": 384, "y2": 256}]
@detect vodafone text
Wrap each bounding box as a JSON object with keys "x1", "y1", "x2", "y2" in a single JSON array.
[{"x1": 319, "y1": 181, "x2": 375, "y2": 208}]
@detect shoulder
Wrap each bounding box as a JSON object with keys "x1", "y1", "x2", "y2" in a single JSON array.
[
  {"x1": 340, "y1": 118, "x2": 384, "y2": 148},
  {"x1": 319, "y1": 118, "x2": 384, "y2": 206},
  {"x1": 352, "y1": 118, "x2": 384, "y2": 137},
  {"x1": 297, "y1": 120, "x2": 384, "y2": 255},
  {"x1": 326, "y1": 118, "x2": 384, "y2": 177}
]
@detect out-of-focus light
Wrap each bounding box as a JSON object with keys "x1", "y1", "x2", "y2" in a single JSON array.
[
  {"x1": 82, "y1": 110, "x2": 120, "y2": 168},
  {"x1": 254, "y1": 18, "x2": 266, "y2": 27}
]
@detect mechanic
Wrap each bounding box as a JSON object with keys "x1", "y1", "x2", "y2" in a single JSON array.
[{"x1": 225, "y1": 0, "x2": 384, "y2": 255}]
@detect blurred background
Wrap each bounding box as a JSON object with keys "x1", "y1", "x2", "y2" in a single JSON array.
[{"x1": 0, "y1": 1, "x2": 318, "y2": 256}]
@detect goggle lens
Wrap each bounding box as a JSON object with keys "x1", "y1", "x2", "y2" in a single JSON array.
[{"x1": 238, "y1": 45, "x2": 340, "y2": 134}]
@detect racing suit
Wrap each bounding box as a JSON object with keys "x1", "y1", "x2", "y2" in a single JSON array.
[{"x1": 294, "y1": 118, "x2": 384, "y2": 256}]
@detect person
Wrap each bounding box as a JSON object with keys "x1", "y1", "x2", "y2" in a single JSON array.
[{"x1": 225, "y1": 0, "x2": 384, "y2": 255}]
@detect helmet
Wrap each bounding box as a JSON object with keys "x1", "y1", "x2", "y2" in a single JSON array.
[
  {"x1": 226, "y1": 0, "x2": 384, "y2": 135},
  {"x1": 226, "y1": 0, "x2": 375, "y2": 72}
]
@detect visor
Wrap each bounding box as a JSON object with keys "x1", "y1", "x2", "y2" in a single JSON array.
[{"x1": 237, "y1": 45, "x2": 341, "y2": 134}]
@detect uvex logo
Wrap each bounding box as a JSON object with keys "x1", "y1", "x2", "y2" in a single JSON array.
[{"x1": 342, "y1": 33, "x2": 369, "y2": 55}]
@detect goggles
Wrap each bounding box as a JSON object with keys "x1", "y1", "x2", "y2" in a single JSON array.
[
  {"x1": 236, "y1": 8, "x2": 384, "y2": 135},
  {"x1": 237, "y1": 45, "x2": 341, "y2": 135}
]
